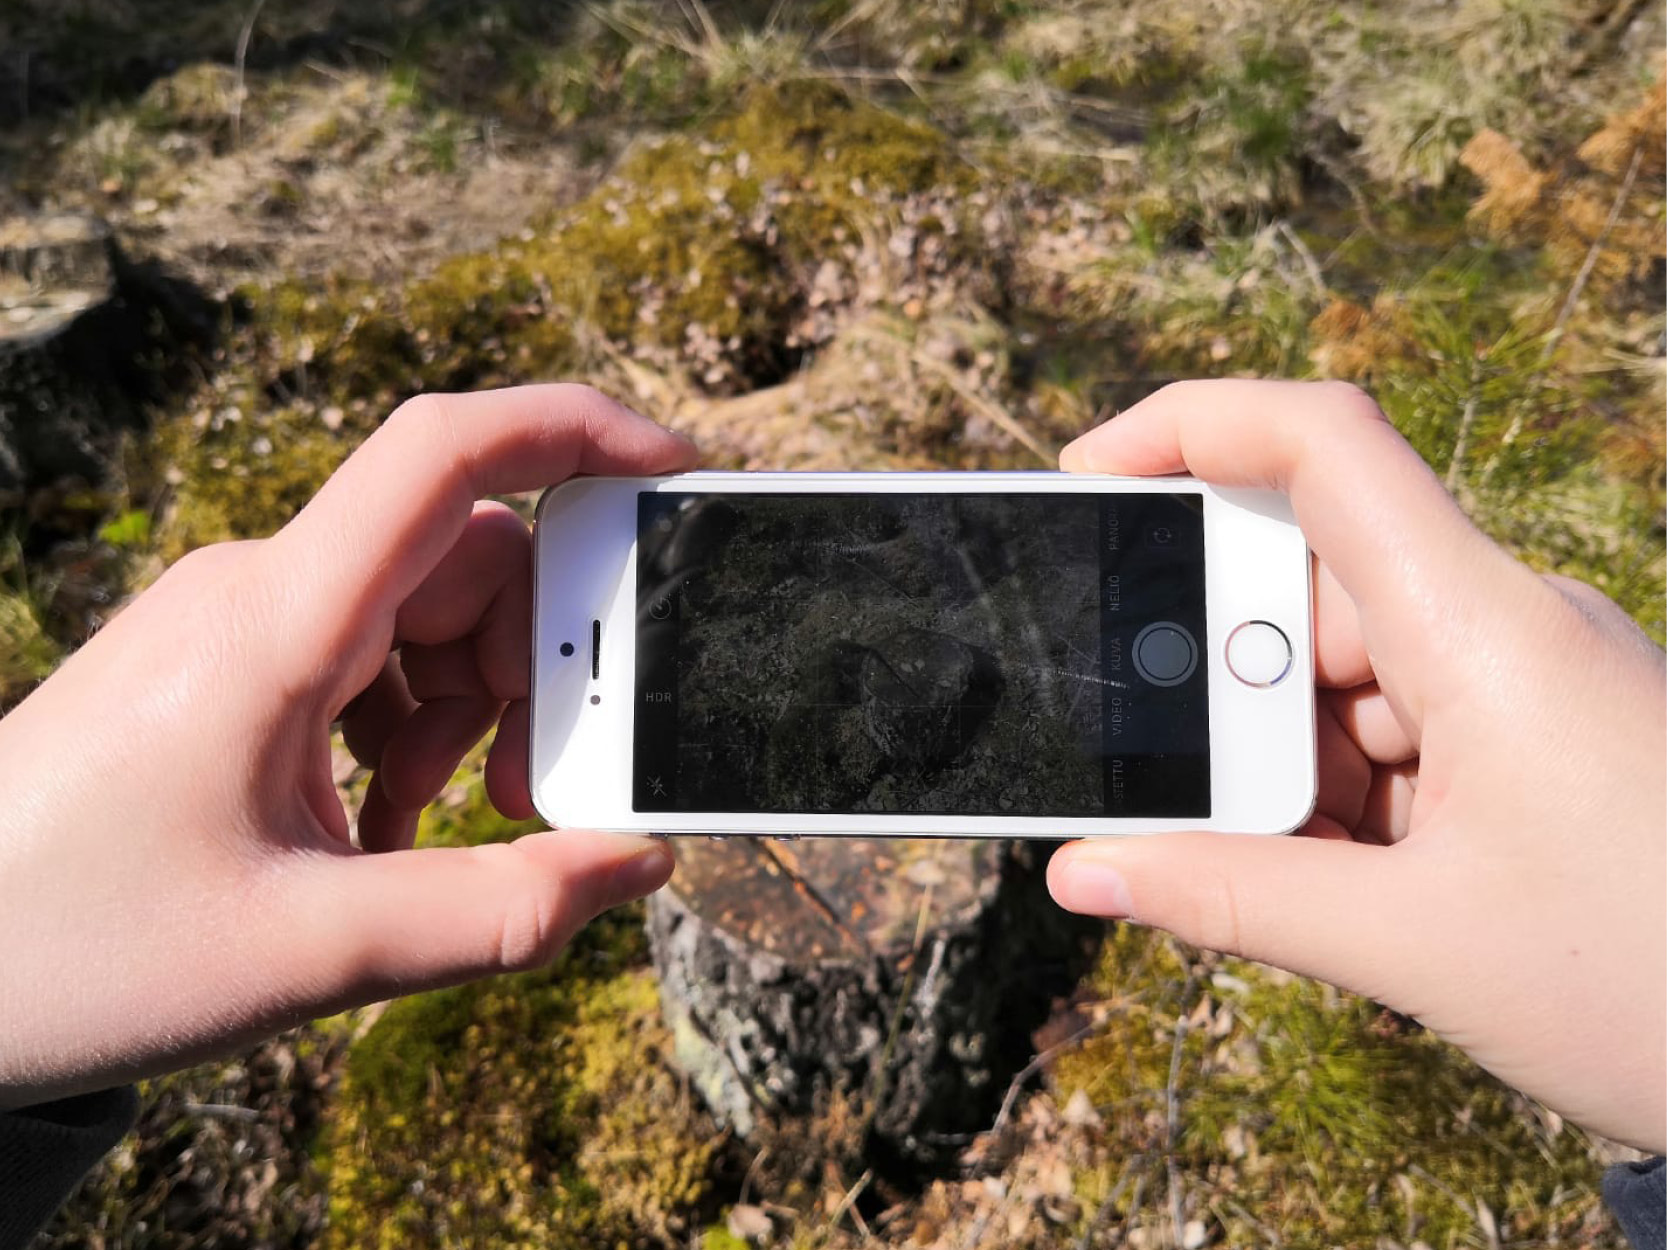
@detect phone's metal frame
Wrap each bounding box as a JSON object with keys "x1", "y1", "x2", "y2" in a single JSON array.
[{"x1": 531, "y1": 471, "x2": 1315, "y2": 837}]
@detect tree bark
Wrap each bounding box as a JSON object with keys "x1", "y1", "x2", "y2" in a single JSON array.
[
  {"x1": 648, "y1": 837, "x2": 1100, "y2": 1172},
  {"x1": 0, "y1": 213, "x2": 215, "y2": 513}
]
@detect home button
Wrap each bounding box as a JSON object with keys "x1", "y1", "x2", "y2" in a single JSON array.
[{"x1": 1226, "y1": 621, "x2": 1293, "y2": 688}]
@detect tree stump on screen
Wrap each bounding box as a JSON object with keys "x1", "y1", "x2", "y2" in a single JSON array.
[{"x1": 646, "y1": 837, "x2": 1099, "y2": 1171}]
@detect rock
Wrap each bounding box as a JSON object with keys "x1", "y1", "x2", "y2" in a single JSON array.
[
  {"x1": 647, "y1": 837, "x2": 1101, "y2": 1175},
  {"x1": 0, "y1": 214, "x2": 215, "y2": 522}
]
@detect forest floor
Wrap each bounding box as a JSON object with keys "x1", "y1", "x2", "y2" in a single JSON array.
[{"x1": 2, "y1": 1, "x2": 1663, "y2": 1247}]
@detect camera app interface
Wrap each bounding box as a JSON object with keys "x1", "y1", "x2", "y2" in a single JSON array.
[{"x1": 633, "y1": 492, "x2": 1209, "y2": 818}]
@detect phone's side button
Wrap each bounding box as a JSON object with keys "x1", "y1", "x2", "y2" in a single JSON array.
[{"x1": 1226, "y1": 621, "x2": 1293, "y2": 688}]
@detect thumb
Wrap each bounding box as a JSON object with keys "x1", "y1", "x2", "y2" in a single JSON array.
[
  {"x1": 1049, "y1": 835, "x2": 1422, "y2": 1000},
  {"x1": 295, "y1": 831, "x2": 675, "y2": 998}
]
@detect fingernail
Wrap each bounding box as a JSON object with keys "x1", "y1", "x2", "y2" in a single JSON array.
[
  {"x1": 1052, "y1": 856, "x2": 1135, "y2": 917},
  {"x1": 1059, "y1": 425, "x2": 1120, "y2": 474},
  {"x1": 609, "y1": 843, "x2": 675, "y2": 900}
]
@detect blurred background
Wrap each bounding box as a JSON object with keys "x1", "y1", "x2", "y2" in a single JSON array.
[{"x1": 1, "y1": 1, "x2": 1662, "y2": 1247}]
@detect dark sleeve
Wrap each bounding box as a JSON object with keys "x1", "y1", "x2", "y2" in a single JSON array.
[
  {"x1": 0, "y1": 1086, "x2": 139, "y2": 1250},
  {"x1": 1605, "y1": 1157, "x2": 1666, "y2": 1250}
]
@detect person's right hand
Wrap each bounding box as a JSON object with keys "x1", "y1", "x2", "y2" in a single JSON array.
[{"x1": 1048, "y1": 380, "x2": 1666, "y2": 1154}]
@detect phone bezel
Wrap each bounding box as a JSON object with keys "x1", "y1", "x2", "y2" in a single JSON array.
[{"x1": 530, "y1": 471, "x2": 1315, "y2": 837}]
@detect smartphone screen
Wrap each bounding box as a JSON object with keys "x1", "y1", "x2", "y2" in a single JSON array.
[{"x1": 632, "y1": 492, "x2": 1209, "y2": 819}]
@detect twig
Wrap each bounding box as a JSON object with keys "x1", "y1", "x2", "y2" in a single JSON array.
[
  {"x1": 1479, "y1": 142, "x2": 1643, "y2": 490},
  {"x1": 681, "y1": 0, "x2": 723, "y2": 50},
  {"x1": 231, "y1": 0, "x2": 267, "y2": 150},
  {"x1": 1313, "y1": 152, "x2": 1385, "y2": 241},
  {"x1": 990, "y1": 1019, "x2": 1104, "y2": 1136},
  {"x1": 738, "y1": 1146, "x2": 769, "y2": 1207},
  {"x1": 1214, "y1": 1197, "x2": 1283, "y2": 1247},
  {"x1": 820, "y1": 1168, "x2": 872, "y2": 1241},
  {"x1": 911, "y1": 350, "x2": 1054, "y2": 464},
  {"x1": 1569, "y1": 0, "x2": 1651, "y2": 73},
  {"x1": 1165, "y1": 972, "x2": 1200, "y2": 1250},
  {"x1": 1121, "y1": 1174, "x2": 1147, "y2": 1244},
  {"x1": 964, "y1": 136, "x2": 1141, "y2": 165},
  {"x1": 860, "y1": 883, "x2": 935, "y2": 1141},
  {"x1": 1075, "y1": 1159, "x2": 1145, "y2": 1250},
  {"x1": 181, "y1": 1101, "x2": 260, "y2": 1123},
  {"x1": 1445, "y1": 353, "x2": 1483, "y2": 495},
  {"x1": 1275, "y1": 220, "x2": 1327, "y2": 300}
]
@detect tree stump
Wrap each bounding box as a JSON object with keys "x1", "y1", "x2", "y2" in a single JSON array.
[
  {"x1": 0, "y1": 213, "x2": 215, "y2": 516},
  {"x1": 647, "y1": 838, "x2": 1099, "y2": 1172}
]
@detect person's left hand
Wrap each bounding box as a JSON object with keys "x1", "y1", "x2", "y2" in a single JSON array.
[{"x1": 0, "y1": 385, "x2": 697, "y2": 1108}]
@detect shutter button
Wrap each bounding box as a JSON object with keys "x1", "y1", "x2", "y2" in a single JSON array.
[
  {"x1": 1226, "y1": 621, "x2": 1293, "y2": 687},
  {"x1": 1132, "y1": 622, "x2": 1198, "y2": 687}
]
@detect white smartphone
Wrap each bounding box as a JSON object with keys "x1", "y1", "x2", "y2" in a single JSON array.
[{"x1": 529, "y1": 472, "x2": 1314, "y2": 838}]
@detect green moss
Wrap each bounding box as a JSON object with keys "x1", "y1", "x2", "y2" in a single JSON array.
[
  {"x1": 229, "y1": 81, "x2": 973, "y2": 414},
  {"x1": 0, "y1": 590, "x2": 60, "y2": 705},
  {"x1": 155, "y1": 404, "x2": 367, "y2": 557},
  {"x1": 701, "y1": 1225, "x2": 751, "y2": 1250},
  {"x1": 321, "y1": 924, "x2": 714, "y2": 1249},
  {"x1": 1055, "y1": 928, "x2": 1611, "y2": 1248},
  {"x1": 318, "y1": 782, "x2": 714, "y2": 1250},
  {"x1": 537, "y1": 80, "x2": 970, "y2": 387}
]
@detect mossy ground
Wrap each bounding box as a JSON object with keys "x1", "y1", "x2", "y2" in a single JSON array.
[
  {"x1": 1047, "y1": 928, "x2": 1617, "y2": 1249},
  {"x1": 318, "y1": 780, "x2": 720, "y2": 1250},
  {"x1": 9, "y1": 2, "x2": 1662, "y2": 1246}
]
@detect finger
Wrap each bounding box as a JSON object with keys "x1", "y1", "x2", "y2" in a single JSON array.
[
  {"x1": 356, "y1": 778, "x2": 420, "y2": 855},
  {"x1": 1356, "y1": 761, "x2": 1419, "y2": 846},
  {"x1": 485, "y1": 700, "x2": 535, "y2": 821},
  {"x1": 265, "y1": 385, "x2": 698, "y2": 706},
  {"x1": 1048, "y1": 833, "x2": 1419, "y2": 1002},
  {"x1": 1313, "y1": 560, "x2": 1374, "y2": 689},
  {"x1": 376, "y1": 695, "x2": 503, "y2": 812},
  {"x1": 1327, "y1": 685, "x2": 1419, "y2": 765},
  {"x1": 401, "y1": 639, "x2": 489, "y2": 702},
  {"x1": 1543, "y1": 573, "x2": 1622, "y2": 623},
  {"x1": 1314, "y1": 696, "x2": 1370, "y2": 832},
  {"x1": 1060, "y1": 380, "x2": 1541, "y2": 727},
  {"x1": 339, "y1": 656, "x2": 418, "y2": 770},
  {"x1": 471, "y1": 528, "x2": 534, "y2": 704},
  {"x1": 1542, "y1": 573, "x2": 1661, "y2": 654},
  {"x1": 394, "y1": 501, "x2": 527, "y2": 646},
  {"x1": 299, "y1": 831, "x2": 676, "y2": 993},
  {"x1": 1297, "y1": 813, "x2": 1356, "y2": 841}
]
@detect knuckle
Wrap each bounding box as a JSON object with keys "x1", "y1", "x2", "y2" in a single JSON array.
[
  {"x1": 386, "y1": 390, "x2": 449, "y2": 432},
  {"x1": 495, "y1": 889, "x2": 558, "y2": 971},
  {"x1": 550, "y1": 381, "x2": 605, "y2": 406},
  {"x1": 1315, "y1": 380, "x2": 1388, "y2": 425},
  {"x1": 1179, "y1": 868, "x2": 1250, "y2": 958},
  {"x1": 156, "y1": 540, "x2": 255, "y2": 596},
  {"x1": 1542, "y1": 573, "x2": 1615, "y2": 622},
  {"x1": 492, "y1": 849, "x2": 569, "y2": 971},
  {"x1": 386, "y1": 390, "x2": 474, "y2": 489}
]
